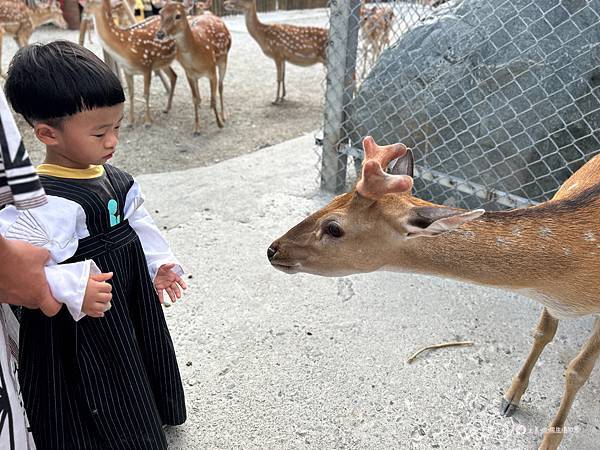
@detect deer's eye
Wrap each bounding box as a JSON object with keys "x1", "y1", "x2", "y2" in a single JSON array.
[
  {"x1": 325, "y1": 222, "x2": 344, "y2": 238},
  {"x1": 175, "y1": 13, "x2": 182, "y2": 20}
]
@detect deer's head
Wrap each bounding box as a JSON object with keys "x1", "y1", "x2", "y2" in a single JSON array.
[
  {"x1": 84, "y1": 0, "x2": 107, "y2": 13},
  {"x1": 156, "y1": 2, "x2": 188, "y2": 40},
  {"x1": 37, "y1": 1, "x2": 68, "y2": 29},
  {"x1": 267, "y1": 136, "x2": 484, "y2": 277},
  {"x1": 223, "y1": 0, "x2": 254, "y2": 13}
]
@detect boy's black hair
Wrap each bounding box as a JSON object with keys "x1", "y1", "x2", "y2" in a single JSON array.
[{"x1": 4, "y1": 40, "x2": 125, "y2": 127}]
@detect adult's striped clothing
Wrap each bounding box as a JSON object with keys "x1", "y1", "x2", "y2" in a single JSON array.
[{"x1": 0, "y1": 92, "x2": 45, "y2": 210}]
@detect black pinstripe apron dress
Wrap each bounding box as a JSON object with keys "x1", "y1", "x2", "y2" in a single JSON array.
[{"x1": 18, "y1": 165, "x2": 186, "y2": 449}]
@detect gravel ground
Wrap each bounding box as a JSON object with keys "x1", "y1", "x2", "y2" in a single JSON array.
[{"x1": 1, "y1": 9, "x2": 328, "y2": 174}]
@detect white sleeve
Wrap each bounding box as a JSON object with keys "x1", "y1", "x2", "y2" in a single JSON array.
[
  {"x1": 45, "y1": 261, "x2": 101, "y2": 321},
  {"x1": 0, "y1": 196, "x2": 95, "y2": 321},
  {"x1": 124, "y1": 181, "x2": 184, "y2": 281}
]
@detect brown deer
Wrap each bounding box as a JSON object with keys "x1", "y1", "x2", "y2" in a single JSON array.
[
  {"x1": 224, "y1": 0, "x2": 328, "y2": 104},
  {"x1": 79, "y1": 0, "x2": 137, "y2": 46},
  {"x1": 359, "y1": 1, "x2": 394, "y2": 77},
  {"x1": 268, "y1": 136, "x2": 600, "y2": 450},
  {"x1": 86, "y1": 0, "x2": 177, "y2": 126},
  {"x1": 0, "y1": 0, "x2": 67, "y2": 75},
  {"x1": 156, "y1": 1, "x2": 230, "y2": 133}
]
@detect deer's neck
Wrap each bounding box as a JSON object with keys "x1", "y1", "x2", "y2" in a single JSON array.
[
  {"x1": 30, "y1": 10, "x2": 49, "y2": 28},
  {"x1": 244, "y1": 3, "x2": 266, "y2": 43},
  {"x1": 91, "y1": 1, "x2": 120, "y2": 43},
  {"x1": 174, "y1": 20, "x2": 195, "y2": 51},
  {"x1": 399, "y1": 206, "x2": 595, "y2": 291}
]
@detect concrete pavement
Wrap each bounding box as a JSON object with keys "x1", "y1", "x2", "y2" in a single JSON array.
[{"x1": 138, "y1": 133, "x2": 599, "y2": 449}]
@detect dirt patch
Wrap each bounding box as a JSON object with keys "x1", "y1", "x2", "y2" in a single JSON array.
[{"x1": 2, "y1": 10, "x2": 328, "y2": 175}]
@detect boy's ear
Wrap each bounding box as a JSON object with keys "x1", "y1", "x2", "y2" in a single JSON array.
[{"x1": 34, "y1": 123, "x2": 60, "y2": 146}]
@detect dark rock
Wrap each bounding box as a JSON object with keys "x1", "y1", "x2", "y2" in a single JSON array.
[{"x1": 351, "y1": 0, "x2": 600, "y2": 209}]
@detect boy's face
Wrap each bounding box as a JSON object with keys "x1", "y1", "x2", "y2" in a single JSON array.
[{"x1": 36, "y1": 104, "x2": 125, "y2": 169}]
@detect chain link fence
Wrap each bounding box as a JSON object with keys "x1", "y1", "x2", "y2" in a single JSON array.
[{"x1": 321, "y1": 0, "x2": 600, "y2": 210}]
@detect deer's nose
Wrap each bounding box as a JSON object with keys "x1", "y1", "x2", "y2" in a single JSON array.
[
  {"x1": 267, "y1": 243, "x2": 278, "y2": 261},
  {"x1": 156, "y1": 30, "x2": 166, "y2": 40}
]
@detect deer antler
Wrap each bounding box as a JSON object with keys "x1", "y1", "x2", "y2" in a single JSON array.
[{"x1": 356, "y1": 136, "x2": 413, "y2": 200}]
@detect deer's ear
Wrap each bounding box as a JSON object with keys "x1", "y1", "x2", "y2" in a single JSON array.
[
  {"x1": 388, "y1": 148, "x2": 414, "y2": 178},
  {"x1": 403, "y1": 206, "x2": 484, "y2": 238}
]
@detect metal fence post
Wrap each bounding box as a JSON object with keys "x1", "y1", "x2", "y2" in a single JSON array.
[{"x1": 321, "y1": 0, "x2": 360, "y2": 193}]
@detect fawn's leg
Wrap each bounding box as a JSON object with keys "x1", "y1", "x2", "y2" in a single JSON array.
[
  {"x1": 538, "y1": 317, "x2": 600, "y2": 450},
  {"x1": 78, "y1": 17, "x2": 88, "y2": 46},
  {"x1": 143, "y1": 71, "x2": 153, "y2": 126},
  {"x1": 209, "y1": 69, "x2": 224, "y2": 128},
  {"x1": 162, "y1": 67, "x2": 177, "y2": 114},
  {"x1": 273, "y1": 59, "x2": 283, "y2": 104},
  {"x1": 186, "y1": 76, "x2": 201, "y2": 135},
  {"x1": 280, "y1": 60, "x2": 286, "y2": 101},
  {"x1": 501, "y1": 308, "x2": 559, "y2": 416},
  {"x1": 124, "y1": 73, "x2": 135, "y2": 126},
  {"x1": 217, "y1": 59, "x2": 227, "y2": 121}
]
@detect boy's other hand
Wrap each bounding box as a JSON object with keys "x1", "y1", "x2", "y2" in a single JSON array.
[
  {"x1": 154, "y1": 263, "x2": 187, "y2": 304},
  {"x1": 0, "y1": 238, "x2": 61, "y2": 317},
  {"x1": 83, "y1": 272, "x2": 113, "y2": 318}
]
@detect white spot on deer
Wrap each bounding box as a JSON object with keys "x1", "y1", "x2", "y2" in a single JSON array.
[
  {"x1": 563, "y1": 247, "x2": 572, "y2": 256},
  {"x1": 511, "y1": 226, "x2": 523, "y2": 237},
  {"x1": 567, "y1": 182, "x2": 579, "y2": 191},
  {"x1": 456, "y1": 228, "x2": 475, "y2": 239},
  {"x1": 496, "y1": 236, "x2": 511, "y2": 247},
  {"x1": 584, "y1": 231, "x2": 596, "y2": 242},
  {"x1": 539, "y1": 227, "x2": 552, "y2": 238}
]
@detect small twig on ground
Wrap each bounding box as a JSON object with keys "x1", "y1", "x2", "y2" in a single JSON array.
[{"x1": 407, "y1": 341, "x2": 474, "y2": 364}]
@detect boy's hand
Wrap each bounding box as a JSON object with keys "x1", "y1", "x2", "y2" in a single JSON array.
[
  {"x1": 83, "y1": 272, "x2": 113, "y2": 318},
  {"x1": 154, "y1": 263, "x2": 187, "y2": 304}
]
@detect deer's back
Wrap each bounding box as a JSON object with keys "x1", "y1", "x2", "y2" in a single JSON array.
[{"x1": 553, "y1": 153, "x2": 600, "y2": 201}]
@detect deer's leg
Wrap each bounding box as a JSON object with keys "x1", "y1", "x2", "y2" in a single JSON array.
[
  {"x1": 162, "y1": 66, "x2": 177, "y2": 114},
  {"x1": 154, "y1": 70, "x2": 170, "y2": 94},
  {"x1": 186, "y1": 76, "x2": 201, "y2": 135},
  {"x1": 16, "y1": 29, "x2": 30, "y2": 49},
  {"x1": 273, "y1": 59, "x2": 283, "y2": 104},
  {"x1": 537, "y1": 318, "x2": 600, "y2": 450},
  {"x1": 209, "y1": 69, "x2": 224, "y2": 128},
  {"x1": 79, "y1": 18, "x2": 88, "y2": 46},
  {"x1": 501, "y1": 308, "x2": 558, "y2": 417},
  {"x1": 88, "y1": 19, "x2": 94, "y2": 44},
  {"x1": 124, "y1": 73, "x2": 135, "y2": 126},
  {"x1": 280, "y1": 60, "x2": 286, "y2": 101},
  {"x1": 360, "y1": 40, "x2": 368, "y2": 80},
  {"x1": 142, "y1": 71, "x2": 152, "y2": 127},
  {"x1": 217, "y1": 59, "x2": 227, "y2": 121}
]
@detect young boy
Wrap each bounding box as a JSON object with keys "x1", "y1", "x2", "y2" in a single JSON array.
[{"x1": 1, "y1": 41, "x2": 187, "y2": 449}]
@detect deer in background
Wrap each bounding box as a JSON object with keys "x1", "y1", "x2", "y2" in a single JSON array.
[
  {"x1": 79, "y1": 0, "x2": 137, "y2": 46},
  {"x1": 0, "y1": 0, "x2": 67, "y2": 75},
  {"x1": 86, "y1": 0, "x2": 177, "y2": 126},
  {"x1": 157, "y1": 1, "x2": 231, "y2": 134},
  {"x1": 224, "y1": 0, "x2": 327, "y2": 104},
  {"x1": 268, "y1": 136, "x2": 600, "y2": 450},
  {"x1": 359, "y1": 1, "x2": 395, "y2": 78},
  {"x1": 151, "y1": 0, "x2": 213, "y2": 15}
]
